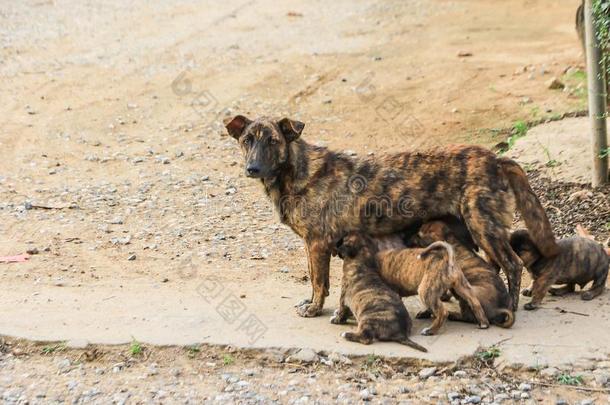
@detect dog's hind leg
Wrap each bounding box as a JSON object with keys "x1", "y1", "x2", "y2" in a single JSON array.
[
  {"x1": 452, "y1": 279, "x2": 489, "y2": 329},
  {"x1": 582, "y1": 273, "x2": 607, "y2": 300},
  {"x1": 341, "y1": 329, "x2": 373, "y2": 345},
  {"x1": 418, "y1": 287, "x2": 448, "y2": 335},
  {"x1": 461, "y1": 193, "x2": 523, "y2": 311},
  {"x1": 524, "y1": 272, "x2": 555, "y2": 310}
]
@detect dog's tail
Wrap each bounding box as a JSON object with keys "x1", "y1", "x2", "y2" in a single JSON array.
[
  {"x1": 398, "y1": 338, "x2": 428, "y2": 352},
  {"x1": 498, "y1": 157, "x2": 559, "y2": 257},
  {"x1": 418, "y1": 241, "x2": 456, "y2": 273},
  {"x1": 493, "y1": 309, "x2": 515, "y2": 329}
]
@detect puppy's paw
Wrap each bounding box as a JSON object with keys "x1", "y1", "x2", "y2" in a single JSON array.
[
  {"x1": 330, "y1": 310, "x2": 345, "y2": 324},
  {"x1": 521, "y1": 288, "x2": 532, "y2": 297},
  {"x1": 478, "y1": 322, "x2": 490, "y2": 330},
  {"x1": 420, "y1": 327, "x2": 435, "y2": 336},
  {"x1": 581, "y1": 291, "x2": 595, "y2": 301},
  {"x1": 523, "y1": 302, "x2": 538, "y2": 311},
  {"x1": 340, "y1": 331, "x2": 348, "y2": 338},
  {"x1": 296, "y1": 302, "x2": 322, "y2": 318}
]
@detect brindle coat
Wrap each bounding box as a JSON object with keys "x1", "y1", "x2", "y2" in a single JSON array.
[
  {"x1": 225, "y1": 115, "x2": 559, "y2": 316},
  {"x1": 331, "y1": 233, "x2": 427, "y2": 351},
  {"x1": 374, "y1": 237, "x2": 490, "y2": 335},
  {"x1": 510, "y1": 229, "x2": 609, "y2": 310},
  {"x1": 412, "y1": 220, "x2": 515, "y2": 328}
]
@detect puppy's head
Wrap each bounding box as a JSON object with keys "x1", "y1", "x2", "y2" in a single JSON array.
[
  {"x1": 335, "y1": 232, "x2": 375, "y2": 260},
  {"x1": 413, "y1": 221, "x2": 452, "y2": 246},
  {"x1": 224, "y1": 115, "x2": 304, "y2": 179},
  {"x1": 509, "y1": 229, "x2": 541, "y2": 267}
]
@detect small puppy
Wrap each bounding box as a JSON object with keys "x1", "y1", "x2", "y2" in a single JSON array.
[
  {"x1": 332, "y1": 233, "x2": 427, "y2": 351},
  {"x1": 374, "y1": 235, "x2": 490, "y2": 335},
  {"x1": 510, "y1": 229, "x2": 609, "y2": 310},
  {"x1": 412, "y1": 221, "x2": 515, "y2": 328}
]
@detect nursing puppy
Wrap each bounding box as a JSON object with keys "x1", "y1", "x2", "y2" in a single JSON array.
[
  {"x1": 374, "y1": 235, "x2": 490, "y2": 335},
  {"x1": 412, "y1": 220, "x2": 515, "y2": 328},
  {"x1": 510, "y1": 229, "x2": 610, "y2": 310},
  {"x1": 331, "y1": 233, "x2": 427, "y2": 351}
]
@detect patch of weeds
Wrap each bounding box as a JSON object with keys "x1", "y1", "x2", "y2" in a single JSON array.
[
  {"x1": 129, "y1": 338, "x2": 143, "y2": 356},
  {"x1": 600, "y1": 147, "x2": 610, "y2": 159},
  {"x1": 41, "y1": 342, "x2": 66, "y2": 355},
  {"x1": 538, "y1": 142, "x2": 561, "y2": 168},
  {"x1": 512, "y1": 120, "x2": 528, "y2": 137},
  {"x1": 557, "y1": 373, "x2": 583, "y2": 386},
  {"x1": 476, "y1": 346, "x2": 501, "y2": 362},
  {"x1": 529, "y1": 106, "x2": 540, "y2": 118},
  {"x1": 362, "y1": 354, "x2": 383, "y2": 376},
  {"x1": 222, "y1": 354, "x2": 235, "y2": 366},
  {"x1": 186, "y1": 344, "x2": 200, "y2": 358},
  {"x1": 604, "y1": 221, "x2": 610, "y2": 231},
  {"x1": 365, "y1": 354, "x2": 380, "y2": 367}
]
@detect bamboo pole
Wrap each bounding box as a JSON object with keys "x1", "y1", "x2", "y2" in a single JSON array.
[{"x1": 584, "y1": 0, "x2": 609, "y2": 186}]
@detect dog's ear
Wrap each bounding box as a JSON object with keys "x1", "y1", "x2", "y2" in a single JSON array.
[
  {"x1": 278, "y1": 118, "x2": 304, "y2": 143},
  {"x1": 224, "y1": 115, "x2": 251, "y2": 140}
]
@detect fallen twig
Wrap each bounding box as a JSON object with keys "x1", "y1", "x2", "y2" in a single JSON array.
[
  {"x1": 554, "y1": 307, "x2": 589, "y2": 317},
  {"x1": 533, "y1": 381, "x2": 610, "y2": 393}
]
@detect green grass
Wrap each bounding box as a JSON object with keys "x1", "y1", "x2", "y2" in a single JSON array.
[
  {"x1": 129, "y1": 338, "x2": 143, "y2": 356},
  {"x1": 557, "y1": 373, "x2": 583, "y2": 386},
  {"x1": 600, "y1": 147, "x2": 610, "y2": 158},
  {"x1": 41, "y1": 343, "x2": 66, "y2": 355},
  {"x1": 222, "y1": 354, "x2": 235, "y2": 366},
  {"x1": 186, "y1": 344, "x2": 200, "y2": 358},
  {"x1": 476, "y1": 346, "x2": 501, "y2": 361}
]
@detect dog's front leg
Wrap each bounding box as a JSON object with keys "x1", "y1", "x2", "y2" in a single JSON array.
[{"x1": 296, "y1": 239, "x2": 330, "y2": 317}]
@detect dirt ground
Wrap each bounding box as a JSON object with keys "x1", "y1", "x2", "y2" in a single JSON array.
[{"x1": 1, "y1": 0, "x2": 609, "y2": 402}]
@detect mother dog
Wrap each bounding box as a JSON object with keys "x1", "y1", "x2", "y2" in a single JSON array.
[{"x1": 225, "y1": 115, "x2": 558, "y2": 316}]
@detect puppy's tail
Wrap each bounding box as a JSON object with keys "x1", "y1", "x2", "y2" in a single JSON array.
[
  {"x1": 494, "y1": 309, "x2": 515, "y2": 329},
  {"x1": 418, "y1": 241, "x2": 456, "y2": 273},
  {"x1": 398, "y1": 338, "x2": 428, "y2": 352},
  {"x1": 498, "y1": 157, "x2": 559, "y2": 257}
]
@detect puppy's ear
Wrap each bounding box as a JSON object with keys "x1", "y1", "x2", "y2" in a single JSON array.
[
  {"x1": 224, "y1": 115, "x2": 251, "y2": 140},
  {"x1": 278, "y1": 118, "x2": 304, "y2": 143}
]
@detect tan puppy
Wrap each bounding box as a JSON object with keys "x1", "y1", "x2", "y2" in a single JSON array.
[
  {"x1": 412, "y1": 220, "x2": 515, "y2": 328},
  {"x1": 331, "y1": 233, "x2": 427, "y2": 351},
  {"x1": 511, "y1": 229, "x2": 609, "y2": 310},
  {"x1": 373, "y1": 235, "x2": 489, "y2": 335}
]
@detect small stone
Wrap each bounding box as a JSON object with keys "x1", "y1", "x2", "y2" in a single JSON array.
[
  {"x1": 127, "y1": 254, "x2": 136, "y2": 261},
  {"x1": 453, "y1": 370, "x2": 467, "y2": 377},
  {"x1": 518, "y1": 382, "x2": 532, "y2": 392},
  {"x1": 465, "y1": 395, "x2": 481, "y2": 404},
  {"x1": 225, "y1": 187, "x2": 237, "y2": 195},
  {"x1": 279, "y1": 267, "x2": 290, "y2": 273},
  {"x1": 447, "y1": 392, "x2": 460, "y2": 400},
  {"x1": 556, "y1": 400, "x2": 568, "y2": 405},
  {"x1": 520, "y1": 392, "x2": 530, "y2": 399},
  {"x1": 289, "y1": 348, "x2": 319, "y2": 364},
  {"x1": 457, "y1": 51, "x2": 473, "y2": 57},
  {"x1": 109, "y1": 217, "x2": 124, "y2": 225},
  {"x1": 494, "y1": 393, "x2": 510, "y2": 402},
  {"x1": 540, "y1": 367, "x2": 560, "y2": 378},
  {"x1": 147, "y1": 363, "x2": 158, "y2": 376},
  {"x1": 418, "y1": 367, "x2": 437, "y2": 379},
  {"x1": 359, "y1": 389, "x2": 372, "y2": 401},
  {"x1": 580, "y1": 399, "x2": 594, "y2": 405},
  {"x1": 546, "y1": 77, "x2": 565, "y2": 90},
  {"x1": 26, "y1": 247, "x2": 39, "y2": 255}
]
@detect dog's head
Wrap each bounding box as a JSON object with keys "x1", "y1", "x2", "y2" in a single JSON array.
[
  {"x1": 224, "y1": 115, "x2": 304, "y2": 179},
  {"x1": 509, "y1": 229, "x2": 541, "y2": 267},
  {"x1": 413, "y1": 221, "x2": 452, "y2": 246},
  {"x1": 335, "y1": 232, "x2": 376, "y2": 260}
]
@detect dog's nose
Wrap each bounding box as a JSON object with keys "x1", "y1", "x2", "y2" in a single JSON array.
[{"x1": 246, "y1": 165, "x2": 260, "y2": 177}]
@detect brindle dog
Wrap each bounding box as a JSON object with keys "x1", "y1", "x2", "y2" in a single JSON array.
[
  {"x1": 412, "y1": 220, "x2": 515, "y2": 328},
  {"x1": 369, "y1": 236, "x2": 489, "y2": 335},
  {"x1": 510, "y1": 229, "x2": 609, "y2": 310},
  {"x1": 331, "y1": 233, "x2": 427, "y2": 351},
  {"x1": 225, "y1": 115, "x2": 558, "y2": 316}
]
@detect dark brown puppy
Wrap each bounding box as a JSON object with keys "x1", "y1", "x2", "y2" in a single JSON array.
[
  {"x1": 331, "y1": 233, "x2": 427, "y2": 351},
  {"x1": 373, "y1": 237, "x2": 489, "y2": 335},
  {"x1": 510, "y1": 229, "x2": 609, "y2": 310},
  {"x1": 412, "y1": 220, "x2": 515, "y2": 328},
  {"x1": 225, "y1": 115, "x2": 558, "y2": 316}
]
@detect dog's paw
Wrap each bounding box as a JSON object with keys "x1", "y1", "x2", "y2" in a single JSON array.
[
  {"x1": 296, "y1": 302, "x2": 322, "y2": 318},
  {"x1": 581, "y1": 291, "x2": 595, "y2": 301},
  {"x1": 330, "y1": 311, "x2": 345, "y2": 324},
  {"x1": 420, "y1": 327, "x2": 435, "y2": 336},
  {"x1": 478, "y1": 322, "x2": 490, "y2": 330},
  {"x1": 521, "y1": 288, "x2": 532, "y2": 297},
  {"x1": 340, "y1": 331, "x2": 348, "y2": 338},
  {"x1": 523, "y1": 302, "x2": 538, "y2": 311}
]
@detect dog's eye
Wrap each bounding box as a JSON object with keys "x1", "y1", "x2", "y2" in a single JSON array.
[
  {"x1": 244, "y1": 135, "x2": 254, "y2": 145},
  {"x1": 269, "y1": 138, "x2": 279, "y2": 145}
]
